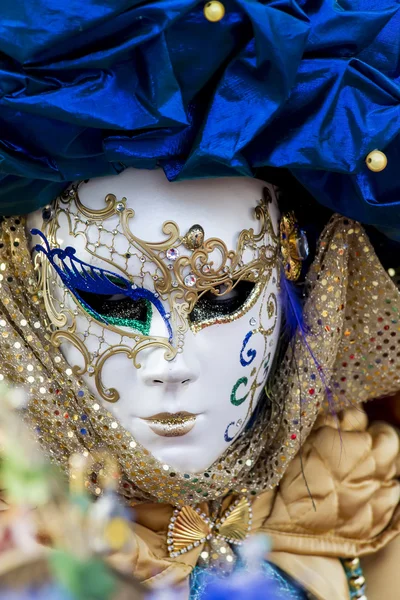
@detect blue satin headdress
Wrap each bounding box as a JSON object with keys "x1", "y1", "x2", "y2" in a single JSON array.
[{"x1": 0, "y1": 1, "x2": 399, "y2": 238}]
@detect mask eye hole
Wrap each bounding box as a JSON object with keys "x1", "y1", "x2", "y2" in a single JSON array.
[
  {"x1": 189, "y1": 280, "x2": 255, "y2": 326},
  {"x1": 77, "y1": 288, "x2": 152, "y2": 334},
  {"x1": 74, "y1": 275, "x2": 153, "y2": 336}
]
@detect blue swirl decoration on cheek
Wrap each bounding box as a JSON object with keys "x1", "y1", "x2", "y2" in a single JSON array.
[
  {"x1": 240, "y1": 331, "x2": 257, "y2": 367},
  {"x1": 31, "y1": 229, "x2": 173, "y2": 342},
  {"x1": 224, "y1": 421, "x2": 237, "y2": 443}
]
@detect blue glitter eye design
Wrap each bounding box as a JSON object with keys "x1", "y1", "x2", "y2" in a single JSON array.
[{"x1": 32, "y1": 229, "x2": 172, "y2": 341}]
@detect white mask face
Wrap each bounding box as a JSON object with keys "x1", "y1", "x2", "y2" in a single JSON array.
[{"x1": 28, "y1": 168, "x2": 281, "y2": 473}]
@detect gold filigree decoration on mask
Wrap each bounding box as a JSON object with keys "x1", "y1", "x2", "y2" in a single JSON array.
[
  {"x1": 240, "y1": 287, "x2": 280, "y2": 425},
  {"x1": 35, "y1": 182, "x2": 279, "y2": 402},
  {"x1": 115, "y1": 189, "x2": 278, "y2": 334}
]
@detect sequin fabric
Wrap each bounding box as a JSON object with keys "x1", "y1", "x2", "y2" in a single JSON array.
[
  {"x1": 322, "y1": 222, "x2": 400, "y2": 409},
  {"x1": 0, "y1": 215, "x2": 399, "y2": 508}
]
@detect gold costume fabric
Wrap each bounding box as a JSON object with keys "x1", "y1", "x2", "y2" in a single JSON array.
[
  {"x1": 0, "y1": 213, "x2": 399, "y2": 510},
  {"x1": 106, "y1": 407, "x2": 400, "y2": 600}
]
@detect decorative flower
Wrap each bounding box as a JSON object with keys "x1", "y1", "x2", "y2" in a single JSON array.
[{"x1": 0, "y1": 0, "x2": 398, "y2": 237}]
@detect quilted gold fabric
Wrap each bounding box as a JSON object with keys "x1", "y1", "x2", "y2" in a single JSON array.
[{"x1": 262, "y1": 408, "x2": 400, "y2": 554}]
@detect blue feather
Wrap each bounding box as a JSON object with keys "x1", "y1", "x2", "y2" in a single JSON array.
[
  {"x1": 279, "y1": 266, "x2": 307, "y2": 340},
  {"x1": 279, "y1": 265, "x2": 336, "y2": 414}
]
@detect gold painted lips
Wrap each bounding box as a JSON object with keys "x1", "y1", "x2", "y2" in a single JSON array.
[{"x1": 144, "y1": 412, "x2": 197, "y2": 437}]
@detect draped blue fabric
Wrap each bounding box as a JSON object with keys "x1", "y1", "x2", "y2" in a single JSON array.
[{"x1": 0, "y1": 0, "x2": 399, "y2": 237}]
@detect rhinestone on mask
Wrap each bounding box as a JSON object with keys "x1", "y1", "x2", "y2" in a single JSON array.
[
  {"x1": 166, "y1": 248, "x2": 179, "y2": 261},
  {"x1": 42, "y1": 205, "x2": 55, "y2": 223},
  {"x1": 184, "y1": 273, "x2": 197, "y2": 287}
]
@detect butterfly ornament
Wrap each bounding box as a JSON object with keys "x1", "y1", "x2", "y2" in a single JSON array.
[{"x1": 167, "y1": 497, "x2": 253, "y2": 570}]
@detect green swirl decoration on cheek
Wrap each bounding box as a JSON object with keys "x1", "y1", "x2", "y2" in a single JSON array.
[{"x1": 230, "y1": 376, "x2": 249, "y2": 406}]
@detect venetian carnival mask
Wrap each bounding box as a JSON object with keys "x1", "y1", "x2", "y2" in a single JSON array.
[{"x1": 27, "y1": 169, "x2": 282, "y2": 473}]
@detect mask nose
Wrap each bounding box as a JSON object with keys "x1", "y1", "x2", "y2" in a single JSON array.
[{"x1": 140, "y1": 348, "x2": 200, "y2": 388}]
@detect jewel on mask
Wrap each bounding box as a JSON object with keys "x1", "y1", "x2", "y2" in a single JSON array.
[
  {"x1": 60, "y1": 187, "x2": 76, "y2": 201},
  {"x1": 296, "y1": 230, "x2": 309, "y2": 261},
  {"x1": 182, "y1": 224, "x2": 204, "y2": 250},
  {"x1": 116, "y1": 201, "x2": 126, "y2": 212},
  {"x1": 184, "y1": 273, "x2": 197, "y2": 287},
  {"x1": 42, "y1": 205, "x2": 55, "y2": 223},
  {"x1": 166, "y1": 248, "x2": 179, "y2": 261}
]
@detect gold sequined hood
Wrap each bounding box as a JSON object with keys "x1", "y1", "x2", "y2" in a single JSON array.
[{"x1": 0, "y1": 214, "x2": 399, "y2": 508}]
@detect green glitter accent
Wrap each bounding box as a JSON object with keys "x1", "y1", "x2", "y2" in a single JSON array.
[
  {"x1": 230, "y1": 376, "x2": 249, "y2": 406},
  {"x1": 82, "y1": 301, "x2": 152, "y2": 335},
  {"x1": 103, "y1": 303, "x2": 151, "y2": 334}
]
